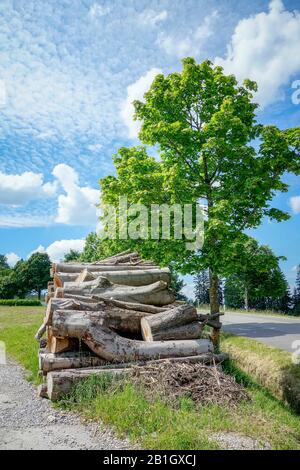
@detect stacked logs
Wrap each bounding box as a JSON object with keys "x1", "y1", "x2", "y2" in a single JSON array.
[{"x1": 36, "y1": 251, "x2": 224, "y2": 401}]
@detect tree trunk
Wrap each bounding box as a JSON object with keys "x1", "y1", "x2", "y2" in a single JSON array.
[
  {"x1": 50, "y1": 308, "x2": 151, "y2": 335},
  {"x1": 62, "y1": 268, "x2": 171, "y2": 288},
  {"x1": 99, "y1": 297, "x2": 172, "y2": 313},
  {"x1": 53, "y1": 263, "x2": 158, "y2": 274},
  {"x1": 198, "y1": 312, "x2": 223, "y2": 329},
  {"x1": 209, "y1": 269, "x2": 219, "y2": 314},
  {"x1": 39, "y1": 351, "x2": 106, "y2": 373},
  {"x1": 47, "y1": 335, "x2": 76, "y2": 354},
  {"x1": 38, "y1": 289, "x2": 41, "y2": 300},
  {"x1": 51, "y1": 309, "x2": 212, "y2": 362},
  {"x1": 55, "y1": 280, "x2": 175, "y2": 306},
  {"x1": 209, "y1": 268, "x2": 220, "y2": 351},
  {"x1": 37, "y1": 383, "x2": 48, "y2": 398},
  {"x1": 244, "y1": 286, "x2": 249, "y2": 311},
  {"x1": 142, "y1": 321, "x2": 204, "y2": 342},
  {"x1": 140, "y1": 304, "x2": 198, "y2": 341}
]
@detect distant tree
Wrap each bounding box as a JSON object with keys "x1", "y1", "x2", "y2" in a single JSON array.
[
  {"x1": 0, "y1": 260, "x2": 27, "y2": 299},
  {"x1": 0, "y1": 255, "x2": 9, "y2": 270},
  {"x1": 276, "y1": 285, "x2": 294, "y2": 314},
  {"x1": 169, "y1": 267, "x2": 187, "y2": 301},
  {"x1": 225, "y1": 237, "x2": 286, "y2": 311},
  {"x1": 224, "y1": 275, "x2": 244, "y2": 309},
  {"x1": 194, "y1": 270, "x2": 210, "y2": 305},
  {"x1": 0, "y1": 271, "x2": 15, "y2": 298},
  {"x1": 294, "y1": 265, "x2": 300, "y2": 314},
  {"x1": 225, "y1": 266, "x2": 289, "y2": 313},
  {"x1": 249, "y1": 267, "x2": 289, "y2": 311},
  {"x1": 25, "y1": 253, "x2": 51, "y2": 299},
  {"x1": 63, "y1": 250, "x2": 81, "y2": 262}
]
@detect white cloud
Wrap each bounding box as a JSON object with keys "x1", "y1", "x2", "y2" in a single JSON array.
[
  {"x1": 121, "y1": 68, "x2": 162, "y2": 139},
  {"x1": 52, "y1": 164, "x2": 100, "y2": 225},
  {"x1": 0, "y1": 163, "x2": 100, "y2": 228},
  {"x1": 0, "y1": 79, "x2": 6, "y2": 107},
  {"x1": 45, "y1": 239, "x2": 85, "y2": 262},
  {"x1": 215, "y1": 0, "x2": 300, "y2": 107},
  {"x1": 5, "y1": 252, "x2": 20, "y2": 267},
  {"x1": 292, "y1": 265, "x2": 298, "y2": 272},
  {"x1": 157, "y1": 11, "x2": 218, "y2": 58},
  {"x1": 87, "y1": 143, "x2": 103, "y2": 152},
  {"x1": 89, "y1": 3, "x2": 110, "y2": 18},
  {"x1": 18, "y1": 239, "x2": 85, "y2": 264},
  {"x1": 290, "y1": 195, "x2": 300, "y2": 214},
  {"x1": 0, "y1": 170, "x2": 56, "y2": 206},
  {"x1": 138, "y1": 10, "x2": 168, "y2": 27}
]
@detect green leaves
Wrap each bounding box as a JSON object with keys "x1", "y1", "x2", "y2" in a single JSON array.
[{"x1": 96, "y1": 58, "x2": 299, "y2": 280}]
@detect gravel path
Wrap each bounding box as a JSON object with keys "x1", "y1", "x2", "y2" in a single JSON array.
[{"x1": 0, "y1": 359, "x2": 132, "y2": 450}]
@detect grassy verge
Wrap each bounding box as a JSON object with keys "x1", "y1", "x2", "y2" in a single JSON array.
[
  {"x1": 58, "y1": 368, "x2": 300, "y2": 450},
  {"x1": 0, "y1": 305, "x2": 44, "y2": 382},
  {"x1": 221, "y1": 332, "x2": 300, "y2": 413}
]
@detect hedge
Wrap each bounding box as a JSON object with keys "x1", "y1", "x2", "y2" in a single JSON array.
[{"x1": 0, "y1": 299, "x2": 42, "y2": 306}]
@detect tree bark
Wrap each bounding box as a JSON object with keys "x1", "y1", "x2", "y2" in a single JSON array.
[
  {"x1": 143, "y1": 321, "x2": 204, "y2": 341},
  {"x1": 50, "y1": 308, "x2": 151, "y2": 335},
  {"x1": 55, "y1": 280, "x2": 175, "y2": 306},
  {"x1": 99, "y1": 297, "x2": 171, "y2": 313},
  {"x1": 140, "y1": 304, "x2": 198, "y2": 341},
  {"x1": 53, "y1": 262, "x2": 158, "y2": 274},
  {"x1": 209, "y1": 268, "x2": 220, "y2": 351},
  {"x1": 51, "y1": 309, "x2": 212, "y2": 362},
  {"x1": 198, "y1": 312, "x2": 223, "y2": 329},
  {"x1": 244, "y1": 286, "x2": 249, "y2": 311},
  {"x1": 37, "y1": 383, "x2": 48, "y2": 398},
  {"x1": 62, "y1": 268, "x2": 171, "y2": 288},
  {"x1": 39, "y1": 351, "x2": 106, "y2": 373}
]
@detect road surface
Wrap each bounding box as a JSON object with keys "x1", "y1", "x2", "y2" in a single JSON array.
[{"x1": 221, "y1": 312, "x2": 300, "y2": 353}]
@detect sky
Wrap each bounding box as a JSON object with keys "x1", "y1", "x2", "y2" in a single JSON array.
[{"x1": 0, "y1": 0, "x2": 300, "y2": 299}]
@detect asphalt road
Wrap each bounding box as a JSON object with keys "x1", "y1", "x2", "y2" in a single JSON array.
[{"x1": 221, "y1": 312, "x2": 300, "y2": 353}]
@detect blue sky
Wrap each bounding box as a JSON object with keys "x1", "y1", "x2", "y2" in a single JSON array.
[{"x1": 0, "y1": 0, "x2": 300, "y2": 298}]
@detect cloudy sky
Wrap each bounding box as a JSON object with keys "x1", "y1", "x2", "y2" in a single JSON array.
[{"x1": 0, "y1": 0, "x2": 300, "y2": 297}]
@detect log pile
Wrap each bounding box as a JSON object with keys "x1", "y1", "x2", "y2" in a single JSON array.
[{"x1": 35, "y1": 250, "x2": 224, "y2": 401}]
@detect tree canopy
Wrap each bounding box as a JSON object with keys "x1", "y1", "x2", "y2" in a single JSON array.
[
  {"x1": 0, "y1": 253, "x2": 51, "y2": 300},
  {"x1": 91, "y1": 58, "x2": 299, "y2": 314}
]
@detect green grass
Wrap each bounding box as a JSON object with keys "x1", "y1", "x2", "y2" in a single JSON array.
[
  {"x1": 58, "y1": 369, "x2": 300, "y2": 450},
  {"x1": 0, "y1": 305, "x2": 44, "y2": 382},
  {"x1": 221, "y1": 331, "x2": 300, "y2": 413},
  {"x1": 0, "y1": 299, "x2": 42, "y2": 306}
]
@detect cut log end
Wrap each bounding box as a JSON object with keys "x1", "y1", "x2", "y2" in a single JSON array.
[{"x1": 141, "y1": 317, "x2": 153, "y2": 341}]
